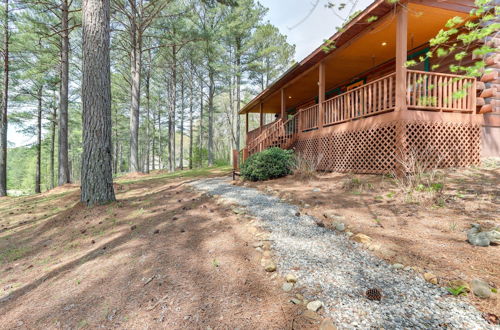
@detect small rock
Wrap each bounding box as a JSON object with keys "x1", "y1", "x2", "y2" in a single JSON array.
[
  {"x1": 301, "y1": 309, "x2": 322, "y2": 321},
  {"x1": 264, "y1": 261, "x2": 276, "y2": 272},
  {"x1": 312, "y1": 188, "x2": 321, "y2": 192},
  {"x1": 319, "y1": 318, "x2": 337, "y2": 330},
  {"x1": 290, "y1": 298, "x2": 301, "y2": 305},
  {"x1": 296, "y1": 294, "x2": 304, "y2": 300},
  {"x1": 285, "y1": 274, "x2": 297, "y2": 283},
  {"x1": 471, "y1": 278, "x2": 493, "y2": 298},
  {"x1": 153, "y1": 229, "x2": 160, "y2": 234},
  {"x1": 351, "y1": 233, "x2": 372, "y2": 244},
  {"x1": 335, "y1": 223, "x2": 345, "y2": 231},
  {"x1": 295, "y1": 212, "x2": 301, "y2": 217},
  {"x1": 403, "y1": 266, "x2": 412, "y2": 271},
  {"x1": 306, "y1": 300, "x2": 323, "y2": 312},
  {"x1": 130, "y1": 225, "x2": 137, "y2": 230},
  {"x1": 392, "y1": 263, "x2": 404, "y2": 270},
  {"x1": 304, "y1": 204, "x2": 311, "y2": 208},
  {"x1": 282, "y1": 282, "x2": 294, "y2": 292},
  {"x1": 345, "y1": 231, "x2": 353, "y2": 237},
  {"x1": 423, "y1": 272, "x2": 438, "y2": 285}
]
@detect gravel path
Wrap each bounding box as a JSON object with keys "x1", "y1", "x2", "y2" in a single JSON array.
[{"x1": 190, "y1": 177, "x2": 495, "y2": 329}]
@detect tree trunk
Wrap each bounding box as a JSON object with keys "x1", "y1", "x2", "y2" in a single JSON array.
[
  {"x1": 207, "y1": 68, "x2": 214, "y2": 167},
  {"x1": 81, "y1": 0, "x2": 115, "y2": 206},
  {"x1": 235, "y1": 38, "x2": 241, "y2": 152},
  {"x1": 0, "y1": 0, "x2": 9, "y2": 197},
  {"x1": 35, "y1": 85, "x2": 43, "y2": 194},
  {"x1": 129, "y1": 0, "x2": 142, "y2": 173},
  {"x1": 58, "y1": 0, "x2": 70, "y2": 185},
  {"x1": 189, "y1": 71, "x2": 194, "y2": 170},
  {"x1": 50, "y1": 101, "x2": 57, "y2": 189},
  {"x1": 168, "y1": 45, "x2": 177, "y2": 172},
  {"x1": 179, "y1": 78, "x2": 184, "y2": 170},
  {"x1": 145, "y1": 49, "x2": 151, "y2": 174},
  {"x1": 198, "y1": 75, "x2": 204, "y2": 167}
]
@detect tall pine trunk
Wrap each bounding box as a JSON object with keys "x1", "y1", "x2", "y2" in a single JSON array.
[
  {"x1": 0, "y1": 0, "x2": 9, "y2": 197},
  {"x1": 35, "y1": 86, "x2": 43, "y2": 194},
  {"x1": 179, "y1": 79, "x2": 184, "y2": 170},
  {"x1": 58, "y1": 0, "x2": 70, "y2": 185},
  {"x1": 81, "y1": 0, "x2": 115, "y2": 206},
  {"x1": 235, "y1": 38, "x2": 241, "y2": 152},
  {"x1": 207, "y1": 68, "x2": 214, "y2": 167},
  {"x1": 145, "y1": 49, "x2": 151, "y2": 174},
  {"x1": 198, "y1": 75, "x2": 204, "y2": 167},
  {"x1": 129, "y1": 1, "x2": 142, "y2": 173},
  {"x1": 50, "y1": 102, "x2": 57, "y2": 189},
  {"x1": 188, "y1": 71, "x2": 194, "y2": 170},
  {"x1": 168, "y1": 45, "x2": 177, "y2": 172}
]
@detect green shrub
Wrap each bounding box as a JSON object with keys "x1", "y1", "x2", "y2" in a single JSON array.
[{"x1": 240, "y1": 147, "x2": 294, "y2": 181}]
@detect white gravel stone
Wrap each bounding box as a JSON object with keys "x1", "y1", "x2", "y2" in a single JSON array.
[{"x1": 190, "y1": 177, "x2": 492, "y2": 329}]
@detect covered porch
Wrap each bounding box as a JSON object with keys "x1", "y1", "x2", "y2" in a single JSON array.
[{"x1": 240, "y1": 1, "x2": 482, "y2": 173}]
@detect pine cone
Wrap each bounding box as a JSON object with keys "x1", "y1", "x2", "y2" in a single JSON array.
[{"x1": 366, "y1": 288, "x2": 382, "y2": 301}]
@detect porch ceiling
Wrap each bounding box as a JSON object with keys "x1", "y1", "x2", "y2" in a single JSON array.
[{"x1": 243, "y1": 2, "x2": 470, "y2": 114}]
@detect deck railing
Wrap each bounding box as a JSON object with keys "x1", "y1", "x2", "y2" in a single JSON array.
[
  {"x1": 323, "y1": 73, "x2": 395, "y2": 126},
  {"x1": 301, "y1": 104, "x2": 319, "y2": 131},
  {"x1": 246, "y1": 70, "x2": 477, "y2": 152},
  {"x1": 406, "y1": 70, "x2": 476, "y2": 112}
]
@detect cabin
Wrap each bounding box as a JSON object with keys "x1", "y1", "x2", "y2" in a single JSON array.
[{"x1": 238, "y1": 0, "x2": 500, "y2": 174}]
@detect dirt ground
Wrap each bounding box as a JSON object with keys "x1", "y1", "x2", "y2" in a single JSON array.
[
  {"x1": 245, "y1": 162, "x2": 500, "y2": 318},
  {"x1": 0, "y1": 169, "x2": 321, "y2": 329}
]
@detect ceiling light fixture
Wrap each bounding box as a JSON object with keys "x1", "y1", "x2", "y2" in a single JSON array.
[{"x1": 381, "y1": 42, "x2": 387, "y2": 46}]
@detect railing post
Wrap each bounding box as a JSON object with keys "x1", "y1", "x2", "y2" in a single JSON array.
[
  {"x1": 395, "y1": 3, "x2": 408, "y2": 112},
  {"x1": 318, "y1": 61, "x2": 326, "y2": 128}
]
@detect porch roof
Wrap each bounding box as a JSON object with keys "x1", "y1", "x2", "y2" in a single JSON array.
[{"x1": 240, "y1": 0, "x2": 474, "y2": 115}]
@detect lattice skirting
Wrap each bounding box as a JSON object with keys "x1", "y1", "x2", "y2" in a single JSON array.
[{"x1": 292, "y1": 120, "x2": 481, "y2": 174}]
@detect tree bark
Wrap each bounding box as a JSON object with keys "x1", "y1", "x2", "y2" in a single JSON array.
[
  {"x1": 198, "y1": 75, "x2": 204, "y2": 167},
  {"x1": 35, "y1": 85, "x2": 43, "y2": 194},
  {"x1": 50, "y1": 101, "x2": 57, "y2": 189},
  {"x1": 235, "y1": 38, "x2": 241, "y2": 152},
  {"x1": 81, "y1": 0, "x2": 115, "y2": 206},
  {"x1": 188, "y1": 69, "x2": 194, "y2": 170},
  {"x1": 58, "y1": 0, "x2": 71, "y2": 185},
  {"x1": 168, "y1": 45, "x2": 177, "y2": 172},
  {"x1": 129, "y1": 0, "x2": 142, "y2": 173},
  {"x1": 145, "y1": 49, "x2": 151, "y2": 174},
  {"x1": 179, "y1": 78, "x2": 184, "y2": 170},
  {"x1": 207, "y1": 68, "x2": 214, "y2": 167},
  {"x1": 0, "y1": 0, "x2": 9, "y2": 197}
]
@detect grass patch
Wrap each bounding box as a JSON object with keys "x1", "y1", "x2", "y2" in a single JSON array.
[
  {"x1": 116, "y1": 166, "x2": 231, "y2": 184},
  {"x1": 0, "y1": 246, "x2": 31, "y2": 264}
]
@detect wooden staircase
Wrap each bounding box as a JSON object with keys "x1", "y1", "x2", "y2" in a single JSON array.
[{"x1": 247, "y1": 114, "x2": 299, "y2": 155}]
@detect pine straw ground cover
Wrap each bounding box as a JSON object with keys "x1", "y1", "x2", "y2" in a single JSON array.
[
  {"x1": 243, "y1": 161, "x2": 500, "y2": 319},
  {"x1": 0, "y1": 167, "x2": 320, "y2": 329}
]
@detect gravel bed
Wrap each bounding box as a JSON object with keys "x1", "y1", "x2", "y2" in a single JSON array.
[{"x1": 190, "y1": 177, "x2": 494, "y2": 329}]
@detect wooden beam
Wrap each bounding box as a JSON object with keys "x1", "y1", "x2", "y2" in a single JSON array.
[
  {"x1": 281, "y1": 88, "x2": 286, "y2": 119},
  {"x1": 245, "y1": 112, "x2": 249, "y2": 133},
  {"x1": 259, "y1": 102, "x2": 264, "y2": 133},
  {"x1": 395, "y1": 4, "x2": 408, "y2": 112},
  {"x1": 409, "y1": 0, "x2": 474, "y2": 14},
  {"x1": 318, "y1": 61, "x2": 326, "y2": 128}
]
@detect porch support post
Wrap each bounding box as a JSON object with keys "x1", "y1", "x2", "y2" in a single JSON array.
[
  {"x1": 318, "y1": 61, "x2": 326, "y2": 128},
  {"x1": 395, "y1": 3, "x2": 408, "y2": 112},
  {"x1": 280, "y1": 88, "x2": 286, "y2": 120},
  {"x1": 245, "y1": 112, "x2": 249, "y2": 134},
  {"x1": 259, "y1": 102, "x2": 264, "y2": 133}
]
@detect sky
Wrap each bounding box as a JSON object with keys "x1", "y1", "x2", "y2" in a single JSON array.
[
  {"x1": 8, "y1": 0, "x2": 374, "y2": 148},
  {"x1": 260, "y1": 0, "x2": 373, "y2": 61}
]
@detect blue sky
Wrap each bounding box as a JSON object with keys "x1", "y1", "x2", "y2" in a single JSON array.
[{"x1": 9, "y1": 0, "x2": 374, "y2": 148}]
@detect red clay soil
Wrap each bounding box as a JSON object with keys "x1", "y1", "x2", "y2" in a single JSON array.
[
  {"x1": 245, "y1": 165, "x2": 500, "y2": 318},
  {"x1": 0, "y1": 171, "x2": 320, "y2": 329}
]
